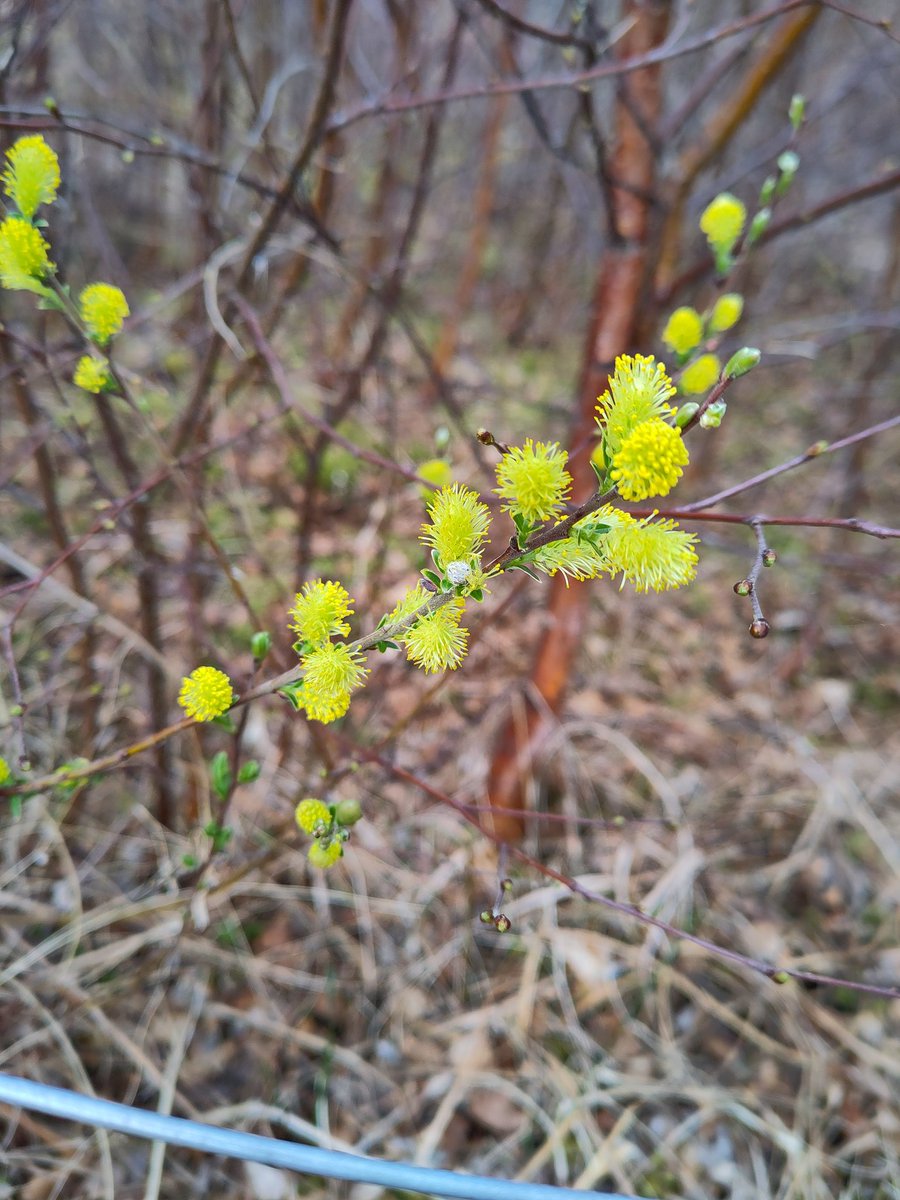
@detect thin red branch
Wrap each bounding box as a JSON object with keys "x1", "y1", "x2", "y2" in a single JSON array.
[
  {"x1": 329, "y1": 1, "x2": 815, "y2": 131},
  {"x1": 677, "y1": 411, "x2": 900, "y2": 519}
]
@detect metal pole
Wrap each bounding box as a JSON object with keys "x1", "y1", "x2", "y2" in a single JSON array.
[{"x1": 0, "y1": 1072, "x2": 647, "y2": 1200}]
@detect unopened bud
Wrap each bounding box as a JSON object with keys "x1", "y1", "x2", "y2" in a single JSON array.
[
  {"x1": 759, "y1": 175, "x2": 777, "y2": 207},
  {"x1": 806, "y1": 440, "x2": 828, "y2": 457},
  {"x1": 494, "y1": 914, "x2": 511, "y2": 934},
  {"x1": 772, "y1": 969, "x2": 791, "y2": 984},
  {"x1": 788, "y1": 94, "x2": 805, "y2": 131},
  {"x1": 675, "y1": 401, "x2": 700, "y2": 428},
  {"x1": 747, "y1": 208, "x2": 771, "y2": 246},
  {"x1": 699, "y1": 401, "x2": 727, "y2": 429},
  {"x1": 501, "y1": 878, "x2": 513, "y2": 892},
  {"x1": 749, "y1": 619, "x2": 770, "y2": 639},
  {"x1": 762, "y1": 549, "x2": 777, "y2": 568},
  {"x1": 251, "y1": 630, "x2": 271, "y2": 661},
  {"x1": 724, "y1": 347, "x2": 761, "y2": 379},
  {"x1": 334, "y1": 798, "x2": 363, "y2": 826},
  {"x1": 776, "y1": 151, "x2": 800, "y2": 195},
  {"x1": 479, "y1": 910, "x2": 494, "y2": 924},
  {"x1": 733, "y1": 579, "x2": 752, "y2": 597}
]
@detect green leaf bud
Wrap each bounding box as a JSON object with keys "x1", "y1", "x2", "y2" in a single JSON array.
[
  {"x1": 699, "y1": 401, "x2": 727, "y2": 429},
  {"x1": 788, "y1": 94, "x2": 805, "y2": 131},
  {"x1": 210, "y1": 750, "x2": 232, "y2": 800},
  {"x1": 777, "y1": 150, "x2": 800, "y2": 179},
  {"x1": 237, "y1": 760, "x2": 261, "y2": 784},
  {"x1": 724, "y1": 347, "x2": 761, "y2": 379},
  {"x1": 251, "y1": 630, "x2": 271, "y2": 661},
  {"x1": 733, "y1": 579, "x2": 752, "y2": 597},
  {"x1": 747, "y1": 207, "x2": 771, "y2": 246},
  {"x1": 675, "y1": 401, "x2": 700, "y2": 428},
  {"x1": 759, "y1": 175, "x2": 777, "y2": 206},
  {"x1": 334, "y1": 797, "x2": 363, "y2": 826}
]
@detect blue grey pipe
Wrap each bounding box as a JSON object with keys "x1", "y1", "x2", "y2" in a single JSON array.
[{"x1": 0, "y1": 1072, "x2": 647, "y2": 1200}]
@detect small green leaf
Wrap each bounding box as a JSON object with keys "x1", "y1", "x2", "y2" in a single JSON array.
[
  {"x1": 511, "y1": 563, "x2": 541, "y2": 581},
  {"x1": 237, "y1": 760, "x2": 261, "y2": 784},
  {"x1": 279, "y1": 681, "x2": 304, "y2": 711},
  {"x1": 210, "y1": 751, "x2": 232, "y2": 801},
  {"x1": 589, "y1": 458, "x2": 608, "y2": 489},
  {"x1": 204, "y1": 821, "x2": 233, "y2": 852}
]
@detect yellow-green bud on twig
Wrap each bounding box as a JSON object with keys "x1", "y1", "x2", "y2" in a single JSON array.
[
  {"x1": 708, "y1": 293, "x2": 743, "y2": 333},
  {"x1": 680, "y1": 354, "x2": 721, "y2": 396},
  {"x1": 724, "y1": 347, "x2": 761, "y2": 379},
  {"x1": 675, "y1": 402, "x2": 700, "y2": 428},
  {"x1": 747, "y1": 208, "x2": 771, "y2": 246},
  {"x1": 251, "y1": 631, "x2": 271, "y2": 661},
  {"x1": 699, "y1": 401, "x2": 727, "y2": 429},
  {"x1": 776, "y1": 151, "x2": 800, "y2": 196},
  {"x1": 789, "y1": 94, "x2": 805, "y2": 131}
]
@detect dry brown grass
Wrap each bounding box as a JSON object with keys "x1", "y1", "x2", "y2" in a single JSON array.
[{"x1": 2, "y1": 423, "x2": 898, "y2": 1197}]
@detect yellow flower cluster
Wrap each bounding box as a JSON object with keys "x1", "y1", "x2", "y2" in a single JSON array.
[
  {"x1": 662, "y1": 307, "x2": 703, "y2": 357},
  {"x1": 420, "y1": 483, "x2": 491, "y2": 568},
  {"x1": 298, "y1": 641, "x2": 368, "y2": 723},
  {"x1": 0, "y1": 136, "x2": 59, "y2": 295},
  {"x1": 80, "y1": 283, "x2": 130, "y2": 345},
  {"x1": 289, "y1": 579, "x2": 353, "y2": 646},
  {"x1": 604, "y1": 513, "x2": 698, "y2": 593},
  {"x1": 0, "y1": 216, "x2": 54, "y2": 292},
  {"x1": 178, "y1": 666, "x2": 234, "y2": 721},
  {"x1": 531, "y1": 506, "x2": 698, "y2": 594},
  {"x1": 295, "y1": 798, "x2": 331, "y2": 833},
  {"x1": 494, "y1": 439, "x2": 571, "y2": 525},
  {"x1": 2, "y1": 135, "x2": 60, "y2": 219},
  {"x1": 294, "y1": 797, "x2": 358, "y2": 869},
  {"x1": 73, "y1": 355, "x2": 111, "y2": 394},
  {"x1": 595, "y1": 354, "x2": 677, "y2": 456},
  {"x1": 680, "y1": 354, "x2": 720, "y2": 396},
  {"x1": 286, "y1": 578, "x2": 369, "y2": 725},
  {"x1": 700, "y1": 192, "x2": 746, "y2": 255},
  {"x1": 403, "y1": 599, "x2": 469, "y2": 673},
  {"x1": 709, "y1": 293, "x2": 743, "y2": 333},
  {"x1": 610, "y1": 418, "x2": 688, "y2": 501}
]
